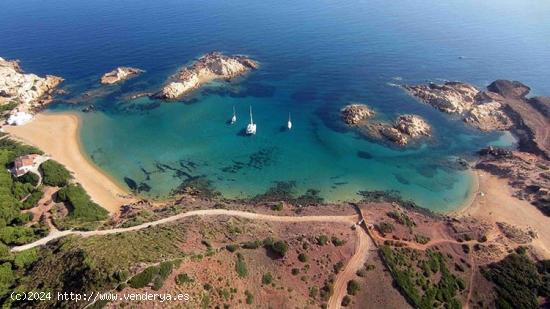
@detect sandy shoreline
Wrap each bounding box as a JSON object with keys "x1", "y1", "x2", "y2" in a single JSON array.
[
  {"x1": 455, "y1": 169, "x2": 550, "y2": 259},
  {"x1": 4, "y1": 112, "x2": 136, "y2": 213}
]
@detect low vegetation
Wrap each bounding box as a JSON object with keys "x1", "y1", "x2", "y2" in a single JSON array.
[
  {"x1": 379, "y1": 245, "x2": 465, "y2": 309},
  {"x1": 482, "y1": 253, "x2": 549, "y2": 308},
  {"x1": 0, "y1": 139, "x2": 47, "y2": 250},
  {"x1": 54, "y1": 184, "x2": 109, "y2": 230},
  {"x1": 39, "y1": 160, "x2": 71, "y2": 187},
  {"x1": 235, "y1": 253, "x2": 248, "y2": 278},
  {"x1": 127, "y1": 260, "x2": 177, "y2": 290}
]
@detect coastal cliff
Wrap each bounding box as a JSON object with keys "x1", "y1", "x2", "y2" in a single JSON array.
[
  {"x1": 155, "y1": 52, "x2": 258, "y2": 100},
  {"x1": 0, "y1": 57, "x2": 63, "y2": 113},
  {"x1": 341, "y1": 103, "x2": 431, "y2": 146},
  {"x1": 100, "y1": 67, "x2": 143, "y2": 85}
]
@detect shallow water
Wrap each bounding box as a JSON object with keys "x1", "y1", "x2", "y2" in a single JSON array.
[{"x1": 1, "y1": 0, "x2": 549, "y2": 211}]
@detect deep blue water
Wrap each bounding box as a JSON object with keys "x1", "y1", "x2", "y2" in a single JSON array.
[{"x1": 1, "y1": 0, "x2": 549, "y2": 211}]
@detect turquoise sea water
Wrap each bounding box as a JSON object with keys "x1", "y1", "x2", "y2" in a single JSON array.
[{"x1": 1, "y1": 0, "x2": 549, "y2": 211}]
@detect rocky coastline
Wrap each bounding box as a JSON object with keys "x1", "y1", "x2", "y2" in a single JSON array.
[
  {"x1": 404, "y1": 81, "x2": 513, "y2": 131},
  {"x1": 100, "y1": 67, "x2": 143, "y2": 85},
  {"x1": 0, "y1": 57, "x2": 63, "y2": 115},
  {"x1": 341, "y1": 103, "x2": 431, "y2": 146},
  {"x1": 154, "y1": 52, "x2": 258, "y2": 100}
]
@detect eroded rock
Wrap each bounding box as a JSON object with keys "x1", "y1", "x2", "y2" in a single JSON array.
[
  {"x1": 100, "y1": 67, "x2": 143, "y2": 85},
  {"x1": 341, "y1": 103, "x2": 375, "y2": 125},
  {"x1": 341, "y1": 103, "x2": 431, "y2": 146},
  {"x1": 155, "y1": 52, "x2": 258, "y2": 100},
  {"x1": 404, "y1": 82, "x2": 478, "y2": 114},
  {"x1": 0, "y1": 57, "x2": 63, "y2": 113}
]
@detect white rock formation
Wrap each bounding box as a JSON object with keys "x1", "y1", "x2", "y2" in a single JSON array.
[
  {"x1": 404, "y1": 82, "x2": 479, "y2": 114},
  {"x1": 341, "y1": 103, "x2": 375, "y2": 125},
  {"x1": 100, "y1": 67, "x2": 144, "y2": 85},
  {"x1": 394, "y1": 114, "x2": 431, "y2": 138},
  {"x1": 156, "y1": 52, "x2": 258, "y2": 100},
  {"x1": 0, "y1": 56, "x2": 63, "y2": 114}
]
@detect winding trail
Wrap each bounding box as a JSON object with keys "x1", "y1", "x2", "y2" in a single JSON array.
[
  {"x1": 327, "y1": 227, "x2": 372, "y2": 309},
  {"x1": 11, "y1": 209, "x2": 359, "y2": 252},
  {"x1": 11, "y1": 208, "x2": 370, "y2": 308}
]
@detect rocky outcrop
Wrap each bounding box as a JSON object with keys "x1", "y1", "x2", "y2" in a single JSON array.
[
  {"x1": 0, "y1": 57, "x2": 63, "y2": 113},
  {"x1": 155, "y1": 52, "x2": 258, "y2": 100},
  {"x1": 404, "y1": 82, "x2": 478, "y2": 114},
  {"x1": 100, "y1": 67, "x2": 143, "y2": 85},
  {"x1": 486, "y1": 80, "x2": 530, "y2": 99},
  {"x1": 341, "y1": 104, "x2": 375, "y2": 125},
  {"x1": 404, "y1": 81, "x2": 513, "y2": 131},
  {"x1": 394, "y1": 114, "x2": 431, "y2": 138},
  {"x1": 464, "y1": 101, "x2": 513, "y2": 131},
  {"x1": 341, "y1": 103, "x2": 431, "y2": 146}
]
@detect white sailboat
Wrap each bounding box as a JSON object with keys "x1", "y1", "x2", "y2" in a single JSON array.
[
  {"x1": 287, "y1": 112, "x2": 292, "y2": 130},
  {"x1": 246, "y1": 106, "x2": 257, "y2": 135},
  {"x1": 230, "y1": 106, "x2": 237, "y2": 124}
]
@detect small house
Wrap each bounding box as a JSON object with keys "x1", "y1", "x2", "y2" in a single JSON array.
[{"x1": 11, "y1": 154, "x2": 40, "y2": 177}]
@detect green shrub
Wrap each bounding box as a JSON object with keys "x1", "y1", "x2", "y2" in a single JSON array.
[
  {"x1": 331, "y1": 236, "x2": 346, "y2": 246},
  {"x1": 387, "y1": 211, "x2": 415, "y2": 227},
  {"x1": 377, "y1": 222, "x2": 394, "y2": 234},
  {"x1": 333, "y1": 261, "x2": 344, "y2": 274},
  {"x1": 291, "y1": 268, "x2": 300, "y2": 275},
  {"x1": 309, "y1": 286, "x2": 318, "y2": 298},
  {"x1": 235, "y1": 254, "x2": 248, "y2": 278},
  {"x1": 21, "y1": 190, "x2": 44, "y2": 210},
  {"x1": 298, "y1": 253, "x2": 308, "y2": 263},
  {"x1": 262, "y1": 272, "x2": 273, "y2": 285},
  {"x1": 317, "y1": 235, "x2": 329, "y2": 246},
  {"x1": 17, "y1": 172, "x2": 40, "y2": 186},
  {"x1": 270, "y1": 240, "x2": 288, "y2": 257},
  {"x1": 244, "y1": 290, "x2": 253, "y2": 304},
  {"x1": 347, "y1": 280, "x2": 360, "y2": 295},
  {"x1": 128, "y1": 266, "x2": 159, "y2": 289},
  {"x1": 414, "y1": 234, "x2": 431, "y2": 245},
  {"x1": 0, "y1": 226, "x2": 38, "y2": 246},
  {"x1": 242, "y1": 240, "x2": 261, "y2": 249},
  {"x1": 40, "y1": 160, "x2": 71, "y2": 187},
  {"x1": 226, "y1": 244, "x2": 238, "y2": 252},
  {"x1": 55, "y1": 184, "x2": 109, "y2": 229},
  {"x1": 482, "y1": 253, "x2": 548, "y2": 309},
  {"x1": 176, "y1": 273, "x2": 194, "y2": 285},
  {"x1": 271, "y1": 203, "x2": 283, "y2": 211},
  {"x1": 341, "y1": 295, "x2": 351, "y2": 306},
  {"x1": 0, "y1": 262, "x2": 14, "y2": 297}
]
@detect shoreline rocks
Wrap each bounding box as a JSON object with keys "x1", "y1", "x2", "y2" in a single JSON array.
[
  {"x1": 341, "y1": 103, "x2": 431, "y2": 146},
  {"x1": 0, "y1": 57, "x2": 63, "y2": 116},
  {"x1": 340, "y1": 103, "x2": 375, "y2": 125},
  {"x1": 404, "y1": 81, "x2": 513, "y2": 131},
  {"x1": 155, "y1": 52, "x2": 258, "y2": 100},
  {"x1": 100, "y1": 67, "x2": 143, "y2": 85}
]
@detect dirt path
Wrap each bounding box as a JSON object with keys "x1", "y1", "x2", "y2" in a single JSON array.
[
  {"x1": 327, "y1": 227, "x2": 372, "y2": 309},
  {"x1": 12, "y1": 208, "x2": 370, "y2": 308},
  {"x1": 11, "y1": 209, "x2": 358, "y2": 251}
]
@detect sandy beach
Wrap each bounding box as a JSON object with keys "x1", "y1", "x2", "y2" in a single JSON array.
[
  {"x1": 4, "y1": 113, "x2": 136, "y2": 213},
  {"x1": 456, "y1": 170, "x2": 550, "y2": 259}
]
